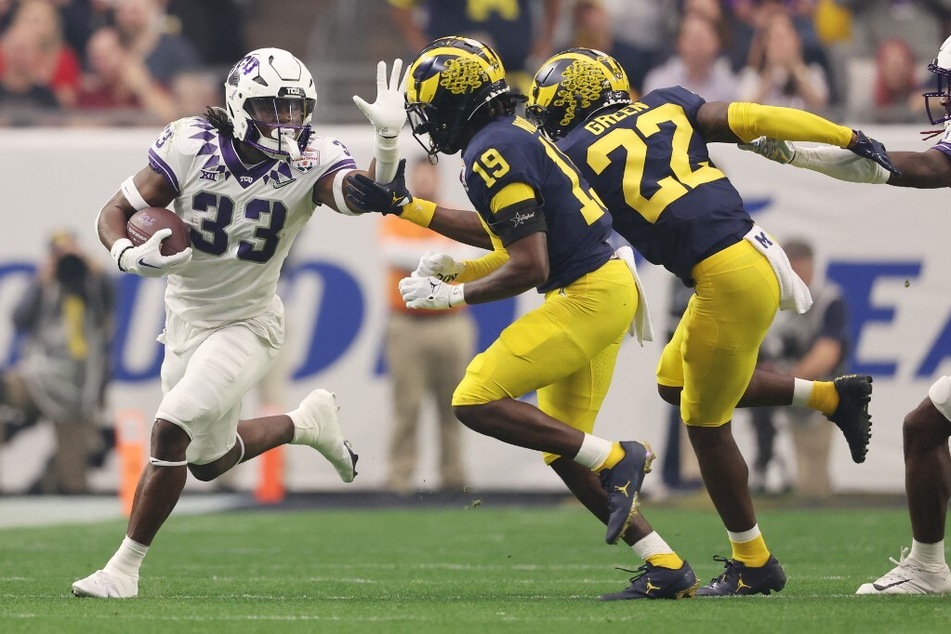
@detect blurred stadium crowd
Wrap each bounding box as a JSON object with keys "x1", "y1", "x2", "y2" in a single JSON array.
[{"x1": 1, "y1": 0, "x2": 950, "y2": 128}]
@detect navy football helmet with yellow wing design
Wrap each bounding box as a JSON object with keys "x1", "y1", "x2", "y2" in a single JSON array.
[
  {"x1": 526, "y1": 48, "x2": 631, "y2": 140},
  {"x1": 405, "y1": 36, "x2": 510, "y2": 157}
]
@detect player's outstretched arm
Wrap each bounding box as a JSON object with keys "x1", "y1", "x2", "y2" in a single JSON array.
[
  {"x1": 739, "y1": 138, "x2": 951, "y2": 187},
  {"x1": 739, "y1": 137, "x2": 893, "y2": 184},
  {"x1": 699, "y1": 101, "x2": 899, "y2": 174},
  {"x1": 353, "y1": 59, "x2": 407, "y2": 184},
  {"x1": 344, "y1": 159, "x2": 493, "y2": 249},
  {"x1": 696, "y1": 101, "x2": 855, "y2": 148},
  {"x1": 878, "y1": 149, "x2": 951, "y2": 188}
]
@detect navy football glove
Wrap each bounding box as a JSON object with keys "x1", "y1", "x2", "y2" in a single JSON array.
[
  {"x1": 345, "y1": 158, "x2": 412, "y2": 215},
  {"x1": 849, "y1": 130, "x2": 901, "y2": 177}
]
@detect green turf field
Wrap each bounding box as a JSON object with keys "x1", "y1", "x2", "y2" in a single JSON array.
[{"x1": 1, "y1": 502, "x2": 948, "y2": 633}]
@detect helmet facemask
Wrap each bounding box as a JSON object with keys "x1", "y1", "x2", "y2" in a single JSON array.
[
  {"x1": 407, "y1": 100, "x2": 450, "y2": 157},
  {"x1": 924, "y1": 62, "x2": 951, "y2": 126},
  {"x1": 923, "y1": 35, "x2": 951, "y2": 128},
  {"x1": 243, "y1": 94, "x2": 315, "y2": 159}
]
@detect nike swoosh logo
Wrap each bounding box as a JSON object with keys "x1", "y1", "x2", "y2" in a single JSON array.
[
  {"x1": 872, "y1": 579, "x2": 910, "y2": 591},
  {"x1": 138, "y1": 259, "x2": 161, "y2": 269}
]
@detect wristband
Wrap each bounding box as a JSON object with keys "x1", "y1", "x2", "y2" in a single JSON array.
[
  {"x1": 448, "y1": 283, "x2": 466, "y2": 307},
  {"x1": 400, "y1": 198, "x2": 437, "y2": 227},
  {"x1": 111, "y1": 237, "x2": 134, "y2": 272}
]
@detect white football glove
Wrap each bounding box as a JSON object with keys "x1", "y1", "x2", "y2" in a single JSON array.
[
  {"x1": 414, "y1": 251, "x2": 466, "y2": 282},
  {"x1": 111, "y1": 229, "x2": 193, "y2": 278},
  {"x1": 399, "y1": 275, "x2": 466, "y2": 310},
  {"x1": 352, "y1": 59, "x2": 407, "y2": 138},
  {"x1": 738, "y1": 136, "x2": 797, "y2": 164}
]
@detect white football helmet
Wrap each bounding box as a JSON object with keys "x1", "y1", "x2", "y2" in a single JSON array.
[
  {"x1": 924, "y1": 35, "x2": 951, "y2": 126},
  {"x1": 224, "y1": 48, "x2": 317, "y2": 159}
]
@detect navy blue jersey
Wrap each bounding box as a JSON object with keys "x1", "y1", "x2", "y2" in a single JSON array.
[
  {"x1": 418, "y1": 0, "x2": 535, "y2": 72},
  {"x1": 463, "y1": 114, "x2": 615, "y2": 293},
  {"x1": 559, "y1": 86, "x2": 753, "y2": 285}
]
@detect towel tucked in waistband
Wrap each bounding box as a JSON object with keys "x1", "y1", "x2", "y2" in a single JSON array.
[
  {"x1": 614, "y1": 245, "x2": 654, "y2": 345},
  {"x1": 743, "y1": 224, "x2": 813, "y2": 314}
]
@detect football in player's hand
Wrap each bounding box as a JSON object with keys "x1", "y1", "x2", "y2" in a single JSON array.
[{"x1": 127, "y1": 207, "x2": 190, "y2": 256}]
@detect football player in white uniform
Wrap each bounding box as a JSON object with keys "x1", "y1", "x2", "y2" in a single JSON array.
[
  {"x1": 72, "y1": 48, "x2": 403, "y2": 599},
  {"x1": 740, "y1": 35, "x2": 951, "y2": 595}
]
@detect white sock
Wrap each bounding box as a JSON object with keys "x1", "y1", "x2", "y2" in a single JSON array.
[
  {"x1": 728, "y1": 524, "x2": 761, "y2": 544},
  {"x1": 574, "y1": 433, "x2": 612, "y2": 470},
  {"x1": 632, "y1": 531, "x2": 675, "y2": 560},
  {"x1": 910, "y1": 539, "x2": 947, "y2": 568},
  {"x1": 791, "y1": 378, "x2": 813, "y2": 407},
  {"x1": 287, "y1": 408, "x2": 307, "y2": 444},
  {"x1": 103, "y1": 536, "x2": 149, "y2": 579}
]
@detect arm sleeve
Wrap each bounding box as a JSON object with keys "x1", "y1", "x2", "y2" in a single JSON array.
[
  {"x1": 458, "y1": 250, "x2": 510, "y2": 281},
  {"x1": 457, "y1": 214, "x2": 509, "y2": 282},
  {"x1": 727, "y1": 102, "x2": 854, "y2": 146},
  {"x1": 789, "y1": 145, "x2": 890, "y2": 184}
]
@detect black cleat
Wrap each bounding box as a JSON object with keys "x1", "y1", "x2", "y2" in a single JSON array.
[
  {"x1": 600, "y1": 562, "x2": 700, "y2": 600},
  {"x1": 827, "y1": 374, "x2": 873, "y2": 463},
  {"x1": 695, "y1": 555, "x2": 787, "y2": 596},
  {"x1": 599, "y1": 441, "x2": 654, "y2": 544}
]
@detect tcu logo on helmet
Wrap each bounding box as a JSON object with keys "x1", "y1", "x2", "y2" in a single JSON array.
[
  {"x1": 228, "y1": 55, "x2": 260, "y2": 86},
  {"x1": 238, "y1": 55, "x2": 260, "y2": 76}
]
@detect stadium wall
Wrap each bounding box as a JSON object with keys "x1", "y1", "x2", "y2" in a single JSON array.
[{"x1": 0, "y1": 125, "x2": 947, "y2": 495}]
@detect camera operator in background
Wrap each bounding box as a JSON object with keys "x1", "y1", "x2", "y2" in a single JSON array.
[
  {"x1": 749, "y1": 239, "x2": 849, "y2": 500},
  {"x1": 0, "y1": 230, "x2": 114, "y2": 494}
]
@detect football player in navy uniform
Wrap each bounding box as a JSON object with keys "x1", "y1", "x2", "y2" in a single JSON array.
[
  {"x1": 740, "y1": 35, "x2": 951, "y2": 595},
  {"x1": 523, "y1": 48, "x2": 894, "y2": 597},
  {"x1": 345, "y1": 37, "x2": 678, "y2": 598},
  {"x1": 71, "y1": 47, "x2": 408, "y2": 599}
]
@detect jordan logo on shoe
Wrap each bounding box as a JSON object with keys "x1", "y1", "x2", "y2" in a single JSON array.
[
  {"x1": 736, "y1": 576, "x2": 751, "y2": 591},
  {"x1": 873, "y1": 579, "x2": 910, "y2": 591},
  {"x1": 645, "y1": 579, "x2": 661, "y2": 595},
  {"x1": 615, "y1": 481, "x2": 630, "y2": 497}
]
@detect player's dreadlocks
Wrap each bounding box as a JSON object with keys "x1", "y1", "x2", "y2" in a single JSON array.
[
  {"x1": 469, "y1": 93, "x2": 527, "y2": 130},
  {"x1": 204, "y1": 106, "x2": 234, "y2": 137}
]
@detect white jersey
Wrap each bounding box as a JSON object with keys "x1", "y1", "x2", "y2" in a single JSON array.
[{"x1": 147, "y1": 116, "x2": 356, "y2": 327}]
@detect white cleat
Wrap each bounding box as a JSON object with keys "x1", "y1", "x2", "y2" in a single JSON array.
[
  {"x1": 856, "y1": 548, "x2": 951, "y2": 595},
  {"x1": 289, "y1": 389, "x2": 358, "y2": 483},
  {"x1": 71, "y1": 569, "x2": 138, "y2": 598}
]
